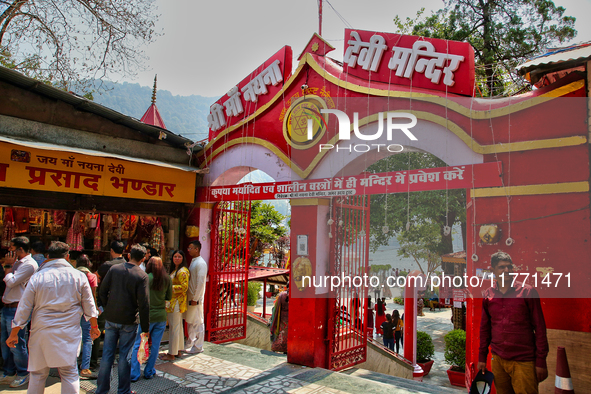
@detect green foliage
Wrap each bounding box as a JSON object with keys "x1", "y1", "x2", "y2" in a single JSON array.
[
  {"x1": 393, "y1": 297, "x2": 404, "y2": 305},
  {"x1": 369, "y1": 264, "x2": 391, "y2": 273},
  {"x1": 408, "y1": 0, "x2": 577, "y2": 96},
  {"x1": 393, "y1": 8, "x2": 426, "y2": 34},
  {"x1": 368, "y1": 152, "x2": 465, "y2": 255},
  {"x1": 397, "y1": 220, "x2": 444, "y2": 277},
  {"x1": 444, "y1": 329, "x2": 466, "y2": 370},
  {"x1": 247, "y1": 281, "x2": 262, "y2": 306},
  {"x1": 249, "y1": 201, "x2": 287, "y2": 265},
  {"x1": 416, "y1": 331, "x2": 435, "y2": 362},
  {"x1": 0, "y1": 0, "x2": 159, "y2": 92}
]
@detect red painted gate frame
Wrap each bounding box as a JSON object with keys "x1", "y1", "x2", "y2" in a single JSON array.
[
  {"x1": 205, "y1": 200, "x2": 251, "y2": 343},
  {"x1": 327, "y1": 195, "x2": 371, "y2": 371}
]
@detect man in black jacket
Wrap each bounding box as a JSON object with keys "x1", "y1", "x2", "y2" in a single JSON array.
[
  {"x1": 92, "y1": 240, "x2": 126, "y2": 370},
  {"x1": 96, "y1": 244, "x2": 149, "y2": 394}
]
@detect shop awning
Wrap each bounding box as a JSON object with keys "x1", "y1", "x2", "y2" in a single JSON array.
[
  {"x1": 248, "y1": 266, "x2": 289, "y2": 285},
  {"x1": 1, "y1": 136, "x2": 198, "y2": 203},
  {"x1": 0, "y1": 135, "x2": 200, "y2": 173}
]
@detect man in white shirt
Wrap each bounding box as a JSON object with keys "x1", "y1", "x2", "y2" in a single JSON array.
[
  {"x1": 1, "y1": 236, "x2": 39, "y2": 388},
  {"x1": 184, "y1": 240, "x2": 207, "y2": 354},
  {"x1": 6, "y1": 241, "x2": 100, "y2": 394}
]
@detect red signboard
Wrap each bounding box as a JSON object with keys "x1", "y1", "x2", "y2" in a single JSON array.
[
  {"x1": 198, "y1": 162, "x2": 502, "y2": 202},
  {"x1": 208, "y1": 46, "x2": 293, "y2": 140},
  {"x1": 343, "y1": 29, "x2": 475, "y2": 96}
]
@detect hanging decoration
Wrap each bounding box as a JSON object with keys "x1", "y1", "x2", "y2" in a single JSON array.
[
  {"x1": 151, "y1": 219, "x2": 166, "y2": 258},
  {"x1": 66, "y1": 212, "x2": 84, "y2": 251},
  {"x1": 1, "y1": 208, "x2": 15, "y2": 248},
  {"x1": 93, "y1": 214, "x2": 102, "y2": 251},
  {"x1": 102, "y1": 214, "x2": 114, "y2": 248}
]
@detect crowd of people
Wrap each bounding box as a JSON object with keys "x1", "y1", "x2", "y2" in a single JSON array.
[
  {"x1": 370, "y1": 297, "x2": 404, "y2": 354},
  {"x1": 0, "y1": 236, "x2": 208, "y2": 394}
]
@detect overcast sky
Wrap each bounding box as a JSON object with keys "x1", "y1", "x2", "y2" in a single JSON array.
[{"x1": 122, "y1": 0, "x2": 591, "y2": 98}]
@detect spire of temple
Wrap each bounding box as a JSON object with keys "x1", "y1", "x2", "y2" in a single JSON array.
[
  {"x1": 140, "y1": 74, "x2": 167, "y2": 129},
  {"x1": 151, "y1": 74, "x2": 157, "y2": 104}
]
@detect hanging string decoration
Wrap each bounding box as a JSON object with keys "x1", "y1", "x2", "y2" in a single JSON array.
[
  {"x1": 93, "y1": 213, "x2": 102, "y2": 251},
  {"x1": 67, "y1": 212, "x2": 84, "y2": 251},
  {"x1": 1, "y1": 208, "x2": 15, "y2": 248}
]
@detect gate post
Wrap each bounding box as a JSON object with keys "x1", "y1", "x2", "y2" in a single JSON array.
[
  {"x1": 288, "y1": 198, "x2": 331, "y2": 368},
  {"x1": 198, "y1": 203, "x2": 214, "y2": 263},
  {"x1": 404, "y1": 270, "x2": 424, "y2": 381}
]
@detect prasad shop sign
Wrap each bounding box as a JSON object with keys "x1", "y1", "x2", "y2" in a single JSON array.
[{"x1": 0, "y1": 141, "x2": 196, "y2": 204}]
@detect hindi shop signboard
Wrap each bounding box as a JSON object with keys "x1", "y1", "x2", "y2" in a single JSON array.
[
  {"x1": 343, "y1": 29, "x2": 475, "y2": 96},
  {"x1": 0, "y1": 141, "x2": 196, "y2": 204},
  {"x1": 208, "y1": 46, "x2": 293, "y2": 139},
  {"x1": 199, "y1": 162, "x2": 502, "y2": 202}
]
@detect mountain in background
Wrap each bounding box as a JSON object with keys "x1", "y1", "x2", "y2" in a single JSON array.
[
  {"x1": 93, "y1": 81, "x2": 291, "y2": 220},
  {"x1": 91, "y1": 80, "x2": 217, "y2": 142}
]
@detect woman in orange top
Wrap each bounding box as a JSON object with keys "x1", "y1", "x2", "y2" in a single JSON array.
[{"x1": 161, "y1": 250, "x2": 189, "y2": 361}]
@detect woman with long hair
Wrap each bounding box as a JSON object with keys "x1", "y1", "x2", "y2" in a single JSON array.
[
  {"x1": 380, "y1": 313, "x2": 395, "y2": 351},
  {"x1": 392, "y1": 309, "x2": 404, "y2": 354},
  {"x1": 131, "y1": 257, "x2": 172, "y2": 379},
  {"x1": 160, "y1": 250, "x2": 189, "y2": 361},
  {"x1": 366, "y1": 297, "x2": 374, "y2": 337},
  {"x1": 374, "y1": 298, "x2": 386, "y2": 336}
]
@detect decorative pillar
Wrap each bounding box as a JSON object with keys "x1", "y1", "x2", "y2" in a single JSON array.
[
  {"x1": 404, "y1": 270, "x2": 424, "y2": 381},
  {"x1": 288, "y1": 198, "x2": 330, "y2": 368},
  {"x1": 198, "y1": 203, "x2": 214, "y2": 263}
]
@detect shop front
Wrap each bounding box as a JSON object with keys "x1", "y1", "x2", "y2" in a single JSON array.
[
  {"x1": 0, "y1": 136, "x2": 197, "y2": 266},
  {"x1": 0, "y1": 65, "x2": 202, "y2": 266}
]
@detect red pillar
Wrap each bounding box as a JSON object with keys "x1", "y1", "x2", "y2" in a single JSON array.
[
  {"x1": 404, "y1": 270, "x2": 424, "y2": 381},
  {"x1": 287, "y1": 199, "x2": 330, "y2": 368}
]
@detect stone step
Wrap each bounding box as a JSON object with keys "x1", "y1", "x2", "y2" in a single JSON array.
[
  {"x1": 216, "y1": 341, "x2": 462, "y2": 394},
  {"x1": 340, "y1": 367, "x2": 461, "y2": 393}
]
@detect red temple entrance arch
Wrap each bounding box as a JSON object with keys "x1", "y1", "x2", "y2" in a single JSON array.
[{"x1": 196, "y1": 30, "x2": 591, "y2": 391}]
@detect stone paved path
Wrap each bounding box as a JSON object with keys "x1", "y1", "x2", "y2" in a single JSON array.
[{"x1": 4, "y1": 301, "x2": 463, "y2": 393}]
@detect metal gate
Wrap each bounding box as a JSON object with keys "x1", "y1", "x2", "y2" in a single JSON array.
[
  {"x1": 327, "y1": 195, "x2": 371, "y2": 370},
  {"x1": 206, "y1": 200, "x2": 251, "y2": 343}
]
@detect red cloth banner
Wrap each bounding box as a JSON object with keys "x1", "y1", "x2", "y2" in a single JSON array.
[{"x1": 198, "y1": 162, "x2": 502, "y2": 202}]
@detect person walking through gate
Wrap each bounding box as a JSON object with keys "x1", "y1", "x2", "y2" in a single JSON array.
[
  {"x1": 161, "y1": 250, "x2": 189, "y2": 361},
  {"x1": 380, "y1": 313, "x2": 395, "y2": 351},
  {"x1": 478, "y1": 251, "x2": 549, "y2": 394},
  {"x1": 374, "y1": 298, "x2": 386, "y2": 336},
  {"x1": 392, "y1": 309, "x2": 403, "y2": 354},
  {"x1": 130, "y1": 257, "x2": 172, "y2": 381},
  {"x1": 184, "y1": 240, "x2": 207, "y2": 354},
  {"x1": 269, "y1": 285, "x2": 289, "y2": 353},
  {"x1": 1, "y1": 236, "x2": 39, "y2": 388},
  {"x1": 96, "y1": 244, "x2": 149, "y2": 394},
  {"x1": 6, "y1": 242, "x2": 100, "y2": 394},
  {"x1": 366, "y1": 297, "x2": 374, "y2": 337}
]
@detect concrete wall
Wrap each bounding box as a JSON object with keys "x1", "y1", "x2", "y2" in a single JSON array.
[{"x1": 0, "y1": 114, "x2": 188, "y2": 164}]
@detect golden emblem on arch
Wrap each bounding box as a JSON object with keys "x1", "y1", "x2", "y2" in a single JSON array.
[{"x1": 283, "y1": 95, "x2": 329, "y2": 150}]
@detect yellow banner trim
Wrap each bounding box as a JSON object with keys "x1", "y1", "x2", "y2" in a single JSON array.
[{"x1": 470, "y1": 181, "x2": 589, "y2": 198}]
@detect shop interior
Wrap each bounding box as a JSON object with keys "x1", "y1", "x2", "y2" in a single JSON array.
[{"x1": 0, "y1": 206, "x2": 178, "y2": 269}]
